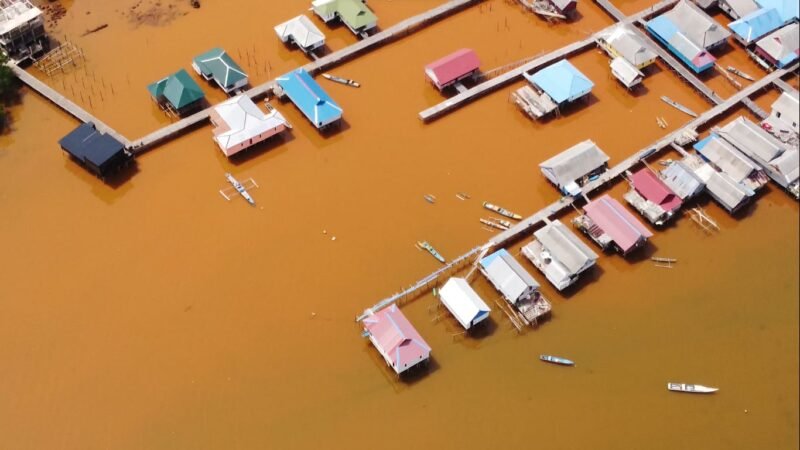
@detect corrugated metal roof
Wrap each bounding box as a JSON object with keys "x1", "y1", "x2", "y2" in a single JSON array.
[
  {"x1": 533, "y1": 220, "x2": 598, "y2": 275},
  {"x1": 721, "y1": 0, "x2": 759, "y2": 18},
  {"x1": 770, "y1": 149, "x2": 799, "y2": 183},
  {"x1": 610, "y1": 56, "x2": 643, "y2": 87},
  {"x1": 539, "y1": 139, "x2": 609, "y2": 187},
  {"x1": 528, "y1": 60, "x2": 594, "y2": 104},
  {"x1": 719, "y1": 116, "x2": 786, "y2": 162},
  {"x1": 193, "y1": 48, "x2": 248, "y2": 91},
  {"x1": 424, "y1": 48, "x2": 480, "y2": 88},
  {"x1": 363, "y1": 304, "x2": 430, "y2": 374},
  {"x1": 276, "y1": 68, "x2": 342, "y2": 128},
  {"x1": 664, "y1": 0, "x2": 731, "y2": 48},
  {"x1": 755, "y1": 0, "x2": 798, "y2": 23},
  {"x1": 480, "y1": 249, "x2": 539, "y2": 304},
  {"x1": 439, "y1": 278, "x2": 491, "y2": 330},
  {"x1": 695, "y1": 164, "x2": 754, "y2": 211},
  {"x1": 211, "y1": 96, "x2": 289, "y2": 156},
  {"x1": 770, "y1": 91, "x2": 799, "y2": 128},
  {"x1": 631, "y1": 167, "x2": 683, "y2": 212},
  {"x1": 729, "y1": 7, "x2": 784, "y2": 44},
  {"x1": 583, "y1": 195, "x2": 652, "y2": 253},
  {"x1": 661, "y1": 160, "x2": 705, "y2": 199},
  {"x1": 695, "y1": 135, "x2": 759, "y2": 182},
  {"x1": 602, "y1": 25, "x2": 658, "y2": 67},
  {"x1": 146, "y1": 69, "x2": 205, "y2": 110},
  {"x1": 274, "y1": 15, "x2": 325, "y2": 49},
  {"x1": 756, "y1": 23, "x2": 799, "y2": 68}
]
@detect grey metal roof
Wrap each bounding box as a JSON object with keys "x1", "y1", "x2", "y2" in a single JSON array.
[
  {"x1": 697, "y1": 136, "x2": 759, "y2": 182},
  {"x1": 610, "y1": 56, "x2": 643, "y2": 87},
  {"x1": 539, "y1": 140, "x2": 610, "y2": 187},
  {"x1": 720, "y1": 0, "x2": 759, "y2": 18},
  {"x1": 534, "y1": 220, "x2": 598, "y2": 275},
  {"x1": 756, "y1": 23, "x2": 799, "y2": 63},
  {"x1": 770, "y1": 149, "x2": 799, "y2": 184},
  {"x1": 665, "y1": 0, "x2": 731, "y2": 48},
  {"x1": 601, "y1": 25, "x2": 658, "y2": 67},
  {"x1": 661, "y1": 161, "x2": 705, "y2": 199},
  {"x1": 771, "y1": 91, "x2": 799, "y2": 128},
  {"x1": 719, "y1": 116, "x2": 786, "y2": 162},
  {"x1": 701, "y1": 168, "x2": 753, "y2": 211}
]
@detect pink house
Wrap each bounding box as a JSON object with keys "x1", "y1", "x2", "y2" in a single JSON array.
[
  {"x1": 625, "y1": 167, "x2": 683, "y2": 225},
  {"x1": 363, "y1": 304, "x2": 431, "y2": 375},
  {"x1": 583, "y1": 195, "x2": 653, "y2": 255},
  {"x1": 424, "y1": 48, "x2": 480, "y2": 91},
  {"x1": 209, "y1": 96, "x2": 290, "y2": 157}
]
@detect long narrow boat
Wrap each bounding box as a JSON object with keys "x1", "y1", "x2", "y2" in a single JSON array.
[
  {"x1": 322, "y1": 73, "x2": 360, "y2": 88},
  {"x1": 483, "y1": 202, "x2": 522, "y2": 220},
  {"x1": 660, "y1": 96, "x2": 698, "y2": 118},
  {"x1": 667, "y1": 383, "x2": 718, "y2": 393},
  {"x1": 726, "y1": 66, "x2": 755, "y2": 81},
  {"x1": 417, "y1": 240, "x2": 445, "y2": 263},
  {"x1": 539, "y1": 354, "x2": 575, "y2": 366},
  {"x1": 224, "y1": 173, "x2": 256, "y2": 206},
  {"x1": 480, "y1": 218, "x2": 509, "y2": 231}
]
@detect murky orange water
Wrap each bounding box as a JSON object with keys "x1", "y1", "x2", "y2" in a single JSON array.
[{"x1": 0, "y1": 1, "x2": 797, "y2": 449}]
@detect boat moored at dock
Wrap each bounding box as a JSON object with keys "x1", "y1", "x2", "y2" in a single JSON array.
[{"x1": 483, "y1": 202, "x2": 522, "y2": 220}]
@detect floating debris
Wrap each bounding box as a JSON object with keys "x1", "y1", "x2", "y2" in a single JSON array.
[
  {"x1": 726, "y1": 66, "x2": 755, "y2": 81},
  {"x1": 661, "y1": 96, "x2": 697, "y2": 118},
  {"x1": 424, "y1": 194, "x2": 437, "y2": 204},
  {"x1": 483, "y1": 201, "x2": 522, "y2": 220},
  {"x1": 322, "y1": 73, "x2": 360, "y2": 88}
]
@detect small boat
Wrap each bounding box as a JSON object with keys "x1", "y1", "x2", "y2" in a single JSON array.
[
  {"x1": 726, "y1": 66, "x2": 755, "y2": 81},
  {"x1": 424, "y1": 194, "x2": 437, "y2": 204},
  {"x1": 661, "y1": 96, "x2": 698, "y2": 118},
  {"x1": 221, "y1": 173, "x2": 257, "y2": 206},
  {"x1": 667, "y1": 383, "x2": 718, "y2": 394},
  {"x1": 322, "y1": 73, "x2": 360, "y2": 88},
  {"x1": 483, "y1": 201, "x2": 522, "y2": 220},
  {"x1": 417, "y1": 240, "x2": 445, "y2": 263},
  {"x1": 480, "y1": 218, "x2": 509, "y2": 231},
  {"x1": 540, "y1": 355, "x2": 575, "y2": 366},
  {"x1": 456, "y1": 192, "x2": 471, "y2": 201}
]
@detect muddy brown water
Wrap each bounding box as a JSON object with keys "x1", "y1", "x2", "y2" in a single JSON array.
[{"x1": 0, "y1": 1, "x2": 798, "y2": 449}]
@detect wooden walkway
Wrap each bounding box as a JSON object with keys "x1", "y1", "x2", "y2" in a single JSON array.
[
  {"x1": 773, "y1": 78, "x2": 797, "y2": 94},
  {"x1": 7, "y1": 63, "x2": 132, "y2": 147},
  {"x1": 358, "y1": 63, "x2": 795, "y2": 320},
  {"x1": 418, "y1": 0, "x2": 678, "y2": 122}
]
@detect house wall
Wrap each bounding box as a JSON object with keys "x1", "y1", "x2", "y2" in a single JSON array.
[{"x1": 227, "y1": 124, "x2": 288, "y2": 156}]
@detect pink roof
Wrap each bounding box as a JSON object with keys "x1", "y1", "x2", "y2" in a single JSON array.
[
  {"x1": 425, "y1": 49, "x2": 480, "y2": 88},
  {"x1": 631, "y1": 168, "x2": 682, "y2": 212},
  {"x1": 584, "y1": 195, "x2": 653, "y2": 253},
  {"x1": 692, "y1": 51, "x2": 716, "y2": 69},
  {"x1": 363, "y1": 304, "x2": 431, "y2": 373}
]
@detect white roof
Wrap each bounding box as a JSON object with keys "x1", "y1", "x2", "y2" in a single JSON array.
[
  {"x1": 770, "y1": 149, "x2": 799, "y2": 184},
  {"x1": 600, "y1": 25, "x2": 658, "y2": 67},
  {"x1": 666, "y1": 0, "x2": 731, "y2": 48},
  {"x1": 540, "y1": 139, "x2": 610, "y2": 187},
  {"x1": 533, "y1": 220, "x2": 598, "y2": 275},
  {"x1": 770, "y1": 91, "x2": 799, "y2": 128},
  {"x1": 661, "y1": 160, "x2": 705, "y2": 199},
  {"x1": 0, "y1": 0, "x2": 41, "y2": 35},
  {"x1": 694, "y1": 164, "x2": 753, "y2": 210},
  {"x1": 719, "y1": 116, "x2": 786, "y2": 162},
  {"x1": 610, "y1": 56, "x2": 644, "y2": 88},
  {"x1": 721, "y1": 0, "x2": 759, "y2": 18},
  {"x1": 274, "y1": 15, "x2": 325, "y2": 48},
  {"x1": 439, "y1": 278, "x2": 491, "y2": 330},
  {"x1": 482, "y1": 252, "x2": 539, "y2": 305},
  {"x1": 211, "y1": 96, "x2": 288, "y2": 153},
  {"x1": 697, "y1": 136, "x2": 759, "y2": 182},
  {"x1": 757, "y1": 23, "x2": 799, "y2": 63}
]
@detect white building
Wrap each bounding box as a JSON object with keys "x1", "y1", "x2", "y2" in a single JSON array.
[
  {"x1": 274, "y1": 15, "x2": 325, "y2": 54},
  {"x1": 522, "y1": 220, "x2": 598, "y2": 291},
  {"x1": 610, "y1": 56, "x2": 644, "y2": 89},
  {"x1": 539, "y1": 140, "x2": 610, "y2": 196},
  {"x1": 209, "y1": 96, "x2": 290, "y2": 157},
  {"x1": 438, "y1": 278, "x2": 491, "y2": 330}
]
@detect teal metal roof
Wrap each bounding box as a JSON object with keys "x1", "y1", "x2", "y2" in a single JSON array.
[
  {"x1": 192, "y1": 48, "x2": 248, "y2": 90},
  {"x1": 147, "y1": 69, "x2": 205, "y2": 110}
]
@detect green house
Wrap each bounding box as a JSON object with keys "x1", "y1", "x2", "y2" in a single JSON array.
[
  {"x1": 191, "y1": 48, "x2": 248, "y2": 94},
  {"x1": 147, "y1": 69, "x2": 205, "y2": 115},
  {"x1": 311, "y1": 0, "x2": 377, "y2": 35}
]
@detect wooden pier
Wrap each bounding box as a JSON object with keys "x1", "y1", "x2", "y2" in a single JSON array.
[
  {"x1": 418, "y1": 0, "x2": 678, "y2": 122},
  {"x1": 7, "y1": 63, "x2": 131, "y2": 147},
  {"x1": 359, "y1": 64, "x2": 795, "y2": 320},
  {"x1": 773, "y1": 78, "x2": 797, "y2": 95}
]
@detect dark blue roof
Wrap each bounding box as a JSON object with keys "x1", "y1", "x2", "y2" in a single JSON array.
[{"x1": 59, "y1": 123, "x2": 126, "y2": 168}]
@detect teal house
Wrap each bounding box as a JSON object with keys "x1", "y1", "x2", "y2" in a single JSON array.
[{"x1": 147, "y1": 69, "x2": 205, "y2": 116}]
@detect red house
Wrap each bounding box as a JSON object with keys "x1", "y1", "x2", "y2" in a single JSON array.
[
  {"x1": 623, "y1": 167, "x2": 683, "y2": 225},
  {"x1": 424, "y1": 48, "x2": 480, "y2": 91}
]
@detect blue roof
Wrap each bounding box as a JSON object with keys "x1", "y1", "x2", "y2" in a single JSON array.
[
  {"x1": 527, "y1": 60, "x2": 594, "y2": 104},
  {"x1": 646, "y1": 15, "x2": 680, "y2": 41},
  {"x1": 729, "y1": 8, "x2": 784, "y2": 43},
  {"x1": 692, "y1": 134, "x2": 717, "y2": 151},
  {"x1": 755, "y1": 0, "x2": 798, "y2": 24},
  {"x1": 276, "y1": 68, "x2": 342, "y2": 128},
  {"x1": 479, "y1": 248, "x2": 511, "y2": 269}
]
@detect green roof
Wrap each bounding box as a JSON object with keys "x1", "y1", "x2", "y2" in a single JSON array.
[
  {"x1": 192, "y1": 48, "x2": 248, "y2": 91},
  {"x1": 339, "y1": 0, "x2": 377, "y2": 29},
  {"x1": 146, "y1": 69, "x2": 205, "y2": 110}
]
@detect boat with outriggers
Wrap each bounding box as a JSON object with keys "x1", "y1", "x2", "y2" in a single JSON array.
[
  {"x1": 417, "y1": 240, "x2": 445, "y2": 263},
  {"x1": 667, "y1": 383, "x2": 718, "y2": 394},
  {"x1": 540, "y1": 355, "x2": 575, "y2": 366},
  {"x1": 483, "y1": 201, "x2": 522, "y2": 220},
  {"x1": 219, "y1": 173, "x2": 258, "y2": 206}
]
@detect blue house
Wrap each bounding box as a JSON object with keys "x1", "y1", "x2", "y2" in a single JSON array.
[
  {"x1": 275, "y1": 68, "x2": 343, "y2": 129},
  {"x1": 729, "y1": 8, "x2": 785, "y2": 45},
  {"x1": 525, "y1": 60, "x2": 593, "y2": 105},
  {"x1": 646, "y1": 16, "x2": 717, "y2": 72},
  {"x1": 755, "y1": 0, "x2": 799, "y2": 24}
]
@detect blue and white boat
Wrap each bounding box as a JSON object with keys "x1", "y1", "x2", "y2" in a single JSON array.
[{"x1": 539, "y1": 354, "x2": 575, "y2": 366}]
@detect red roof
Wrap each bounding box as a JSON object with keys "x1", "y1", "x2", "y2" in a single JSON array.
[
  {"x1": 424, "y1": 49, "x2": 480, "y2": 89},
  {"x1": 363, "y1": 304, "x2": 431, "y2": 374},
  {"x1": 631, "y1": 168, "x2": 682, "y2": 212},
  {"x1": 584, "y1": 195, "x2": 653, "y2": 254}
]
